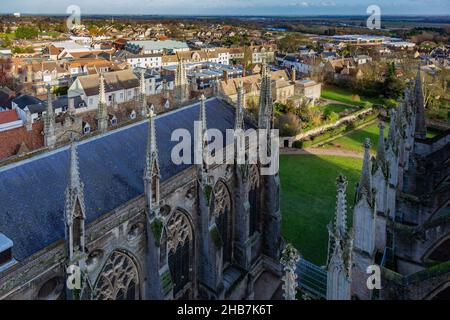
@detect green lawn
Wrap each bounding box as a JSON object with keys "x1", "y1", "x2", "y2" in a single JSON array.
[
  {"x1": 318, "y1": 103, "x2": 357, "y2": 114},
  {"x1": 321, "y1": 87, "x2": 382, "y2": 106},
  {"x1": 280, "y1": 155, "x2": 363, "y2": 265},
  {"x1": 323, "y1": 121, "x2": 388, "y2": 153}
]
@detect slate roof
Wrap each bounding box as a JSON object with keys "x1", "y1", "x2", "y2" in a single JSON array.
[
  {"x1": 76, "y1": 69, "x2": 139, "y2": 97},
  {"x1": 53, "y1": 95, "x2": 86, "y2": 110},
  {"x1": 0, "y1": 97, "x2": 249, "y2": 261},
  {"x1": 12, "y1": 95, "x2": 43, "y2": 111}
]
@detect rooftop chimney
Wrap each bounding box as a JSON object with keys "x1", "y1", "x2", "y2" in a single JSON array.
[{"x1": 0, "y1": 233, "x2": 17, "y2": 273}]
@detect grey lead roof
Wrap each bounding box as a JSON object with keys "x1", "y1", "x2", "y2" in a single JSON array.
[{"x1": 0, "y1": 97, "x2": 248, "y2": 261}]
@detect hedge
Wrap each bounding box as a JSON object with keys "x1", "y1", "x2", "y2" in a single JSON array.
[{"x1": 293, "y1": 111, "x2": 379, "y2": 149}]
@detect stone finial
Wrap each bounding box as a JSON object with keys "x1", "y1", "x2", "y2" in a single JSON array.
[
  {"x1": 199, "y1": 94, "x2": 207, "y2": 133},
  {"x1": 97, "y1": 74, "x2": 108, "y2": 133},
  {"x1": 235, "y1": 81, "x2": 244, "y2": 131},
  {"x1": 64, "y1": 139, "x2": 86, "y2": 260},
  {"x1": 326, "y1": 175, "x2": 353, "y2": 300},
  {"x1": 281, "y1": 243, "x2": 300, "y2": 301},
  {"x1": 43, "y1": 86, "x2": 56, "y2": 148},
  {"x1": 67, "y1": 97, "x2": 76, "y2": 116},
  {"x1": 25, "y1": 109, "x2": 33, "y2": 131},
  {"x1": 46, "y1": 85, "x2": 53, "y2": 116},
  {"x1": 140, "y1": 68, "x2": 146, "y2": 95},
  {"x1": 334, "y1": 174, "x2": 348, "y2": 239},
  {"x1": 376, "y1": 121, "x2": 386, "y2": 171},
  {"x1": 144, "y1": 107, "x2": 160, "y2": 215},
  {"x1": 258, "y1": 60, "x2": 273, "y2": 130},
  {"x1": 99, "y1": 73, "x2": 106, "y2": 104},
  {"x1": 413, "y1": 66, "x2": 427, "y2": 139},
  {"x1": 140, "y1": 70, "x2": 147, "y2": 117},
  {"x1": 357, "y1": 138, "x2": 373, "y2": 203},
  {"x1": 387, "y1": 108, "x2": 397, "y2": 149}
]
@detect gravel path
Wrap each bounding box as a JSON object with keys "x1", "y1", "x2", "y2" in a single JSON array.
[{"x1": 280, "y1": 147, "x2": 364, "y2": 159}]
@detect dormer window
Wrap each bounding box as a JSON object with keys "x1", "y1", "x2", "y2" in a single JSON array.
[
  {"x1": 83, "y1": 122, "x2": 91, "y2": 134},
  {"x1": 0, "y1": 233, "x2": 17, "y2": 273},
  {"x1": 110, "y1": 115, "x2": 118, "y2": 125}
]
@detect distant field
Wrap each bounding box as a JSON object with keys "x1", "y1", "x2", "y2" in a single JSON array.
[
  {"x1": 323, "y1": 121, "x2": 388, "y2": 153},
  {"x1": 280, "y1": 154, "x2": 362, "y2": 265}
]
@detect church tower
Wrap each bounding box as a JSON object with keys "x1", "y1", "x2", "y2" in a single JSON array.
[
  {"x1": 97, "y1": 74, "x2": 108, "y2": 133},
  {"x1": 326, "y1": 174, "x2": 353, "y2": 300},
  {"x1": 43, "y1": 86, "x2": 56, "y2": 148}
]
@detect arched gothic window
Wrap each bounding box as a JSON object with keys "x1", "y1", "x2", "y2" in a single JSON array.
[
  {"x1": 92, "y1": 251, "x2": 140, "y2": 300},
  {"x1": 166, "y1": 210, "x2": 193, "y2": 298},
  {"x1": 212, "y1": 181, "x2": 232, "y2": 267},
  {"x1": 248, "y1": 165, "x2": 261, "y2": 236}
]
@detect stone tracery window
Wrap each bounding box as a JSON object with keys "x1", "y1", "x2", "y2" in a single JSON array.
[
  {"x1": 166, "y1": 210, "x2": 193, "y2": 253},
  {"x1": 166, "y1": 210, "x2": 194, "y2": 298},
  {"x1": 249, "y1": 165, "x2": 261, "y2": 236},
  {"x1": 212, "y1": 181, "x2": 232, "y2": 266},
  {"x1": 92, "y1": 250, "x2": 139, "y2": 300}
]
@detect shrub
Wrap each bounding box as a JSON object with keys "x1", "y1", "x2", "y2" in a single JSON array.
[
  {"x1": 351, "y1": 94, "x2": 361, "y2": 102},
  {"x1": 276, "y1": 112, "x2": 301, "y2": 137}
]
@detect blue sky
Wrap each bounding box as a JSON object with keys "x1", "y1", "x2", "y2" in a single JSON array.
[{"x1": 0, "y1": 0, "x2": 449, "y2": 15}]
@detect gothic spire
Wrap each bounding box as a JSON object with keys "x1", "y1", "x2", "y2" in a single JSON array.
[
  {"x1": 64, "y1": 139, "x2": 86, "y2": 260},
  {"x1": 43, "y1": 85, "x2": 56, "y2": 148},
  {"x1": 97, "y1": 73, "x2": 108, "y2": 133},
  {"x1": 144, "y1": 105, "x2": 160, "y2": 214},
  {"x1": 280, "y1": 243, "x2": 300, "y2": 301},
  {"x1": 144, "y1": 105, "x2": 159, "y2": 178},
  {"x1": 258, "y1": 60, "x2": 272, "y2": 129},
  {"x1": 140, "y1": 68, "x2": 146, "y2": 95},
  {"x1": 356, "y1": 138, "x2": 373, "y2": 204},
  {"x1": 376, "y1": 121, "x2": 386, "y2": 172},
  {"x1": 235, "y1": 81, "x2": 245, "y2": 131},
  {"x1": 46, "y1": 86, "x2": 54, "y2": 117},
  {"x1": 198, "y1": 94, "x2": 209, "y2": 177},
  {"x1": 334, "y1": 174, "x2": 348, "y2": 239},
  {"x1": 387, "y1": 108, "x2": 397, "y2": 151},
  {"x1": 69, "y1": 141, "x2": 81, "y2": 190},
  {"x1": 413, "y1": 67, "x2": 427, "y2": 139},
  {"x1": 326, "y1": 174, "x2": 352, "y2": 300},
  {"x1": 139, "y1": 69, "x2": 147, "y2": 117},
  {"x1": 99, "y1": 73, "x2": 106, "y2": 104}
]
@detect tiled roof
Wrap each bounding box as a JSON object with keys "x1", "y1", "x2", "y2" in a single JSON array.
[
  {"x1": 0, "y1": 97, "x2": 252, "y2": 261},
  {"x1": 0, "y1": 109, "x2": 19, "y2": 125},
  {"x1": 219, "y1": 70, "x2": 289, "y2": 96},
  {"x1": 0, "y1": 121, "x2": 44, "y2": 160}
]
